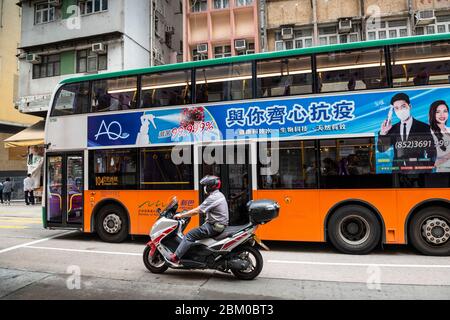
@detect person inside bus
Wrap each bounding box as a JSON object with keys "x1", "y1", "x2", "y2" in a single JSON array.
[
  {"x1": 413, "y1": 67, "x2": 430, "y2": 86},
  {"x1": 378, "y1": 92, "x2": 436, "y2": 173},
  {"x1": 169, "y1": 175, "x2": 229, "y2": 264},
  {"x1": 429, "y1": 100, "x2": 450, "y2": 172}
]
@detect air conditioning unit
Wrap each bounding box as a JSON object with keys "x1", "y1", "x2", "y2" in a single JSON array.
[
  {"x1": 92, "y1": 43, "x2": 107, "y2": 54},
  {"x1": 26, "y1": 54, "x2": 41, "y2": 64},
  {"x1": 281, "y1": 27, "x2": 294, "y2": 40},
  {"x1": 197, "y1": 43, "x2": 208, "y2": 54},
  {"x1": 246, "y1": 49, "x2": 255, "y2": 55},
  {"x1": 48, "y1": 0, "x2": 62, "y2": 6},
  {"x1": 416, "y1": 10, "x2": 436, "y2": 25},
  {"x1": 338, "y1": 19, "x2": 353, "y2": 33},
  {"x1": 234, "y1": 39, "x2": 247, "y2": 51}
]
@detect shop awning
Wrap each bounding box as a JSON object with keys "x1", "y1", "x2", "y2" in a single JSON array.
[{"x1": 4, "y1": 121, "x2": 45, "y2": 148}]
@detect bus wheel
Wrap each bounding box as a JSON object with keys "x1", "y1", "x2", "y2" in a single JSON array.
[
  {"x1": 409, "y1": 206, "x2": 450, "y2": 256},
  {"x1": 328, "y1": 205, "x2": 381, "y2": 255},
  {"x1": 96, "y1": 204, "x2": 129, "y2": 243}
]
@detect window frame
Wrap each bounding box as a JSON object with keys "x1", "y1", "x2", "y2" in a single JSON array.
[
  {"x1": 34, "y1": 2, "x2": 56, "y2": 25},
  {"x1": 78, "y1": 0, "x2": 109, "y2": 16},
  {"x1": 32, "y1": 54, "x2": 61, "y2": 79}
]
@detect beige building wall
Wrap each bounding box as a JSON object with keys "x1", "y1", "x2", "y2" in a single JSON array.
[
  {"x1": 0, "y1": 1, "x2": 38, "y2": 173},
  {"x1": 0, "y1": 1, "x2": 38, "y2": 126},
  {"x1": 265, "y1": 0, "x2": 450, "y2": 52}
]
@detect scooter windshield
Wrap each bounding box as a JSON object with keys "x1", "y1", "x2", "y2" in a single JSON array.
[{"x1": 162, "y1": 196, "x2": 178, "y2": 213}]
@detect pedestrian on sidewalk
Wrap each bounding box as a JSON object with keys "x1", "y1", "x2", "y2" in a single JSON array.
[
  {"x1": 3, "y1": 178, "x2": 13, "y2": 205},
  {"x1": 24, "y1": 174, "x2": 35, "y2": 206},
  {"x1": 0, "y1": 180, "x2": 3, "y2": 204}
]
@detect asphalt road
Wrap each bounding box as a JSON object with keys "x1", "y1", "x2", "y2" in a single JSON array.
[{"x1": 0, "y1": 204, "x2": 449, "y2": 300}]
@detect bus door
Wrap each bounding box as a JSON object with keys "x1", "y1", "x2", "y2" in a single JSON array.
[
  {"x1": 199, "y1": 144, "x2": 252, "y2": 226},
  {"x1": 46, "y1": 152, "x2": 84, "y2": 227}
]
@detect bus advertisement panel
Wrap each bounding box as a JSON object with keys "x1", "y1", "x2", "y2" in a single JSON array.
[{"x1": 88, "y1": 87, "x2": 450, "y2": 174}]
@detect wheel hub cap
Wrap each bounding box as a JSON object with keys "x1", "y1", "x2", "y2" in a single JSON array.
[
  {"x1": 103, "y1": 214, "x2": 122, "y2": 234},
  {"x1": 338, "y1": 215, "x2": 371, "y2": 245},
  {"x1": 422, "y1": 218, "x2": 450, "y2": 245}
]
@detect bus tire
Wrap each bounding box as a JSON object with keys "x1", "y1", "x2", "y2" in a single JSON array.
[
  {"x1": 96, "y1": 204, "x2": 129, "y2": 243},
  {"x1": 327, "y1": 205, "x2": 380, "y2": 255},
  {"x1": 408, "y1": 206, "x2": 450, "y2": 256}
]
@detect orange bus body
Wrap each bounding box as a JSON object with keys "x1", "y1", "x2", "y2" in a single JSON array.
[{"x1": 83, "y1": 188, "x2": 450, "y2": 244}]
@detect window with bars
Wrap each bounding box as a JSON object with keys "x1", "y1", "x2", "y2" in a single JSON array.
[
  {"x1": 318, "y1": 25, "x2": 359, "y2": 46},
  {"x1": 77, "y1": 49, "x2": 107, "y2": 73},
  {"x1": 366, "y1": 19, "x2": 409, "y2": 40},
  {"x1": 214, "y1": 45, "x2": 232, "y2": 58},
  {"x1": 275, "y1": 29, "x2": 314, "y2": 51},
  {"x1": 79, "y1": 0, "x2": 108, "y2": 15},
  {"x1": 236, "y1": 0, "x2": 253, "y2": 6},
  {"x1": 416, "y1": 16, "x2": 450, "y2": 35},
  {"x1": 32, "y1": 54, "x2": 60, "y2": 79},
  {"x1": 191, "y1": 0, "x2": 207, "y2": 12},
  {"x1": 214, "y1": 0, "x2": 229, "y2": 9},
  {"x1": 35, "y1": 2, "x2": 55, "y2": 25}
]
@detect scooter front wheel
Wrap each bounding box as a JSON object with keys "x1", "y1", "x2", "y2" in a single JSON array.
[
  {"x1": 143, "y1": 246, "x2": 169, "y2": 273},
  {"x1": 230, "y1": 246, "x2": 263, "y2": 280}
]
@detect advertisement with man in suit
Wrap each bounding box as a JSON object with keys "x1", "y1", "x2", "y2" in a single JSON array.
[{"x1": 377, "y1": 93, "x2": 436, "y2": 173}]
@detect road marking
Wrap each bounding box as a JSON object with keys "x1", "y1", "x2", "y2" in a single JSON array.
[
  {"x1": 268, "y1": 259, "x2": 450, "y2": 269},
  {"x1": 25, "y1": 246, "x2": 141, "y2": 256},
  {"x1": 0, "y1": 231, "x2": 75, "y2": 255}
]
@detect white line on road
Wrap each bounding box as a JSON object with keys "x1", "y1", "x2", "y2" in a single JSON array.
[
  {"x1": 268, "y1": 259, "x2": 450, "y2": 269},
  {"x1": 25, "y1": 246, "x2": 141, "y2": 256},
  {"x1": 0, "y1": 231, "x2": 75, "y2": 255}
]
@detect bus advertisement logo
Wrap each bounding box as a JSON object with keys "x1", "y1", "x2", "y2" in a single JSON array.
[{"x1": 94, "y1": 120, "x2": 130, "y2": 141}]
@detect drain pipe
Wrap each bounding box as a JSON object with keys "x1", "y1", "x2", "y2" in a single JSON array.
[
  {"x1": 0, "y1": 0, "x2": 4, "y2": 28},
  {"x1": 259, "y1": 0, "x2": 267, "y2": 52},
  {"x1": 311, "y1": 0, "x2": 318, "y2": 46},
  {"x1": 407, "y1": 0, "x2": 415, "y2": 35}
]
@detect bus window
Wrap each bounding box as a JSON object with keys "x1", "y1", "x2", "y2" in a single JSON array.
[
  {"x1": 89, "y1": 149, "x2": 138, "y2": 190},
  {"x1": 391, "y1": 41, "x2": 450, "y2": 87},
  {"x1": 52, "y1": 82, "x2": 90, "y2": 116},
  {"x1": 141, "y1": 70, "x2": 191, "y2": 108},
  {"x1": 257, "y1": 56, "x2": 313, "y2": 98},
  {"x1": 258, "y1": 140, "x2": 317, "y2": 189},
  {"x1": 195, "y1": 63, "x2": 253, "y2": 103},
  {"x1": 319, "y1": 138, "x2": 392, "y2": 188},
  {"x1": 316, "y1": 48, "x2": 387, "y2": 93},
  {"x1": 140, "y1": 146, "x2": 194, "y2": 190},
  {"x1": 91, "y1": 77, "x2": 138, "y2": 113}
]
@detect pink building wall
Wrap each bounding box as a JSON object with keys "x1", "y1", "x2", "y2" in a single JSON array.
[{"x1": 183, "y1": 0, "x2": 260, "y2": 61}]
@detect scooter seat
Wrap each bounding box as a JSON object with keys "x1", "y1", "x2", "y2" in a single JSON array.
[{"x1": 213, "y1": 223, "x2": 253, "y2": 241}]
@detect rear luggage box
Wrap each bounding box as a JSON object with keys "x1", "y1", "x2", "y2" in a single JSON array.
[{"x1": 247, "y1": 199, "x2": 280, "y2": 224}]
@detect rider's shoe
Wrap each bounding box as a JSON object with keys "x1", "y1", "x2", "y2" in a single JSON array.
[{"x1": 169, "y1": 253, "x2": 179, "y2": 264}]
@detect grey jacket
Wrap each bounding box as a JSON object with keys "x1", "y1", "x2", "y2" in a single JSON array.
[{"x1": 3, "y1": 181, "x2": 13, "y2": 193}]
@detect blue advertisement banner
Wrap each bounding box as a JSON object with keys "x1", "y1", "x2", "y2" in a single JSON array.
[{"x1": 88, "y1": 87, "x2": 450, "y2": 174}]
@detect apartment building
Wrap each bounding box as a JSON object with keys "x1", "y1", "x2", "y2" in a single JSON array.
[
  {"x1": 264, "y1": 0, "x2": 450, "y2": 52},
  {"x1": 16, "y1": 0, "x2": 182, "y2": 116},
  {"x1": 0, "y1": 0, "x2": 40, "y2": 199},
  {"x1": 182, "y1": 0, "x2": 260, "y2": 61}
]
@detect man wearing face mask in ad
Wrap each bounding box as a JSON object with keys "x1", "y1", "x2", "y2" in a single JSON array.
[{"x1": 377, "y1": 93, "x2": 436, "y2": 173}]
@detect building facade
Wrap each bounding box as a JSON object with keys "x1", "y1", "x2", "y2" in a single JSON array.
[
  {"x1": 264, "y1": 0, "x2": 450, "y2": 52},
  {"x1": 16, "y1": 0, "x2": 182, "y2": 116},
  {"x1": 0, "y1": 0, "x2": 40, "y2": 199},
  {"x1": 182, "y1": 0, "x2": 260, "y2": 61}
]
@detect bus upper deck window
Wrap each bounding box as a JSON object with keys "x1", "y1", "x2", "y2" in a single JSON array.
[
  {"x1": 256, "y1": 56, "x2": 313, "y2": 98},
  {"x1": 391, "y1": 41, "x2": 450, "y2": 87},
  {"x1": 316, "y1": 48, "x2": 387, "y2": 93},
  {"x1": 141, "y1": 70, "x2": 191, "y2": 108},
  {"x1": 91, "y1": 76, "x2": 138, "y2": 113},
  {"x1": 195, "y1": 63, "x2": 253, "y2": 103},
  {"x1": 52, "y1": 82, "x2": 90, "y2": 117}
]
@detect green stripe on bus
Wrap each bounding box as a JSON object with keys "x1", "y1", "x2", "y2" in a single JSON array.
[{"x1": 60, "y1": 33, "x2": 450, "y2": 85}]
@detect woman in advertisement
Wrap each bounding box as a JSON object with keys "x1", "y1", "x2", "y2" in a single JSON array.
[{"x1": 429, "y1": 100, "x2": 450, "y2": 172}]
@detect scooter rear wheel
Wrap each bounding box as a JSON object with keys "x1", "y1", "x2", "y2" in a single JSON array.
[
  {"x1": 143, "y1": 246, "x2": 169, "y2": 273},
  {"x1": 230, "y1": 246, "x2": 263, "y2": 280}
]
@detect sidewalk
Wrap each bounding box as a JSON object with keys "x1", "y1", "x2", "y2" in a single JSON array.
[{"x1": 0, "y1": 202, "x2": 42, "y2": 216}]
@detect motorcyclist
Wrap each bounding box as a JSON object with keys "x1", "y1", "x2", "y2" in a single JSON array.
[{"x1": 169, "y1": 175, "x2": 229, "y2": 264}]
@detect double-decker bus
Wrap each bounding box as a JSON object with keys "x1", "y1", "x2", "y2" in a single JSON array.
[{"x1": 44, "y1": 34, "x2": 450, "y2": 256}]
